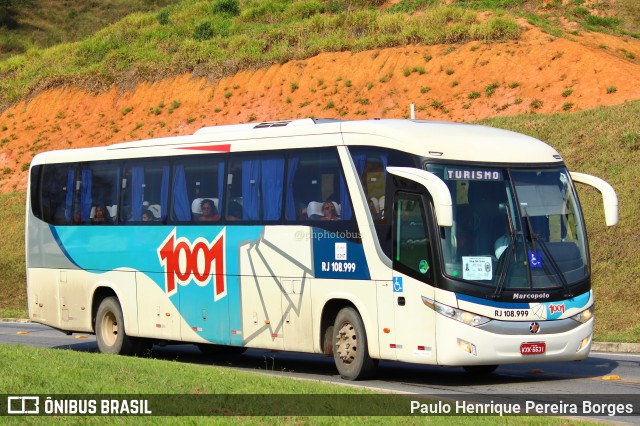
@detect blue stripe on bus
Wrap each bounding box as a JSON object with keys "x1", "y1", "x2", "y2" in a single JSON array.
[
  {"x1": 456, "y1": 293, "x2": 529, "y2": 309},
  {"x1": 49, "y1": 225, "x2": 81, "y2": 269},
  {"x1": 456, "y1": 291, "x2": 591, "y2": 313}
]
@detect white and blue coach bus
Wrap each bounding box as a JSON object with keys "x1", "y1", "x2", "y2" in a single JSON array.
[{"x1": 26, "y1": 118, "x2": 618, "y2": 380}]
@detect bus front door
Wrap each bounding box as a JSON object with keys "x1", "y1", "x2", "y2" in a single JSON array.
[{"x1": 388, "y1": 191, "x2": 438, "y2": 364}]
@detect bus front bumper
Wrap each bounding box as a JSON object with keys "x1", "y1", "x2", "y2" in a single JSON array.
[{"x1": 434, "y1": 315, "x2": 593, "y2": 366}]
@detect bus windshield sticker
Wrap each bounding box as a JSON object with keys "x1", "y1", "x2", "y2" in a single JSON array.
[
  {"x1": 335, "y1": 242, "x2": 347, "y2": 260},
  {"x1": 528, "y1": 251, "x2": 543, "y2": 269},
  {"x1": 445, "y1": 168, "x2": 503, "y2": 181},
  {"x1": 462, "y1": 256, "x2": 493, "y2": 281}
]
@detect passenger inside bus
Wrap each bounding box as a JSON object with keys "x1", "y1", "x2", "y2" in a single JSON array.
[
  {"x1": 91, "y1": 205, "x2": 110, "y2": 224},
  {"x1": 320, "y1": 201, "x2": 340, "y2": 221},
  {"x1": 141, "y1": 210, "x2": 154, "y2": 222},
  {"x1": 198, "y1": 199, "x2": 220, "y2": 222}
]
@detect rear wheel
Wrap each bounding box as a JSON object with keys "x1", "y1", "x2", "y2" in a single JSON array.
[
  {"x1": 332, "y1": 307, "x2": 378, "y2": 380},
  {"x1": 96, "y1": 296, "x2": 149, "y2": 356}
]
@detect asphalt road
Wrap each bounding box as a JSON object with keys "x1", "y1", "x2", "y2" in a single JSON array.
[{"x1": 2, "y1": 321, "x2": 639, "y2": 423}]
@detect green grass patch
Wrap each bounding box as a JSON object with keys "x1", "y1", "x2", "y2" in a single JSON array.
[
  {"x1": 0, "y1": 0, "x2": 182, "y2": 61},
  {"x1": 0, "y1": 344, "x2": 596, "y2": 424},
  {"x1": 0, "y1": 3, "x2": 521, "y2": 110},
  {"x1": 0, "y1": 192, "x2": 26, "y2": 317}
]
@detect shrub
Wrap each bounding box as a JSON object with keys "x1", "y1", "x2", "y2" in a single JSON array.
[
  {"x1": 213, "y1": 0, "x2": 240, "y2": 17},
  {"x1": 485, "y1": 82, "x2": 499, "y2": 97},
  {"x1": 193, "y1": 22, "x2": 214, "y2": 41},
  {"x1": 530, "y1": 99, "x2": 544, "y2": 109},
  {"x1": 157, "y1": 9, "x2": 170, "y2": 26}
]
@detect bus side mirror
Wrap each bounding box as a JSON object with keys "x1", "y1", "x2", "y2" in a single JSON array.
[
  {"x1": 570, "y1": 172, "x2": 618, "y2": 227},
  {"x1": 387, "y1": 167, "x2": 453, "y2": 227}
]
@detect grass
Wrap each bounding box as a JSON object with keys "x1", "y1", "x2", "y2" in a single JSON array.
[
  {"x1": 448, "y1": 0, "x2": 640, "y2": 38},
  {"x1": 0, "y1": 1, "x2": 182, "y2": 59},
  {"x1": 0, "y1": 2, "x2": 521, "y2": 110},
  {"x1": 0, "y1": 344, "x2": 597, "y2": 424},
  {"x1": 0, "y1": 192, "x2": 26, "y2": 318}
]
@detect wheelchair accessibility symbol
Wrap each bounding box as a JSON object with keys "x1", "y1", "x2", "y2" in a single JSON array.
[
  {"x1": 528, "y1": 251, "x2": 543, "y2": 269},
  {"x1": 393, "y1": 276, "x2": 403, "y2": 293}
]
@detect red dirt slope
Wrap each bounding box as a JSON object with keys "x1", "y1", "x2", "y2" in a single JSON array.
[{"x1": 0, "y1": 21, "x2": 639, "y2": 193}]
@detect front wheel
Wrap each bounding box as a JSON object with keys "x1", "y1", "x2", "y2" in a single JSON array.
[
  {"x1": 332, "y1": 307, "x2": 378, "y2": 380},
  {"x1": 95, "y1": 296, "x2": 149, "y2": 356}
]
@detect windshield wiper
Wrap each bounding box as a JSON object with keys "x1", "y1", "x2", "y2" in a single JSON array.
[
  {"x1": 523, "y1": 208, "x2": 573, "y2": 298},
  {"x1": 492, "y1": 203, "x2": 516, "y2": 299}
]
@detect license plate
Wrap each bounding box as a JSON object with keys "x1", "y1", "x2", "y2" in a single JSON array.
[{"x1": 520, "y1": 342, "x2": 546, "y2": 355}]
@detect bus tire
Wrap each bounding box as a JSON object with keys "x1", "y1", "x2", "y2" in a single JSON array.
[
  {"x1": 332, "y1": 307, "x2": 378, "y2": 380},
  {"x1": 463, "y1": 365, "x2": 499, "y2": 375},
  {"x1": 96, "y1": 296, "x2": 147, "y2": 356}
]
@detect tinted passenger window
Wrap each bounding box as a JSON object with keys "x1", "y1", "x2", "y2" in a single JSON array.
[
  {"x1": 122, "y1": 162, "x2": 169, "y2": 223},
  {"x1": 171, "y1": 157, "x2": 224, "y2": 223},
  {"x1": 36, "y1": 164, "x2": 76, "y2": 225},
  {"x1": 71, "y1": 163, "x2": 120, "y2": 224},
  {"x1": 226, "y1": 155, "x2": 284, "y2": 221},
  {"x1": 285, "y1": 149, "x2": 353, "y2": 222}
]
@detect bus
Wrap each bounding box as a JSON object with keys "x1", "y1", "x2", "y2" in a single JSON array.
[{"x1": 26, "y1": 118, "x2": 618, "y2": 380}]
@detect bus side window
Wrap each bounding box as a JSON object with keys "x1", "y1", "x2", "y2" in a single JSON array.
[
  {"x1": 38, "y1": 164, "x2": 76, "y2": 225},
  {"x1": 393, "y1": 193, "x2": 433, "y2": 282},
  {"x1": 171, "y1": 157, "x2": 224, "y2": 223},
  {"x1": 75, "y1": 164, "x2": 119, "y2": 225},
  {"x1": 285, "y1": 149, "x2": 353, "y2": 222},
  {"x1": 226, "y1": 155, "x2": 284, "y2": 221},
  {"x1": 122, "y1": 163, "x2": 170, "y2": 223},
  {"x1": 350, "y1": 147, "x2": 417, "y2": 259}
]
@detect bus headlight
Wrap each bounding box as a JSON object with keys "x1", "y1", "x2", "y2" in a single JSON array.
[
  {"x1": 570, "y1": 305, "x2": 594, "y2": 323},
  {"x1": 422, "y1": 297, "x2": 491, "y2": 327}
]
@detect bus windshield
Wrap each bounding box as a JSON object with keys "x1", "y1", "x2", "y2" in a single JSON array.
[{"x1": 426, "y1": 164, "x2": 589, "y2": 291}]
